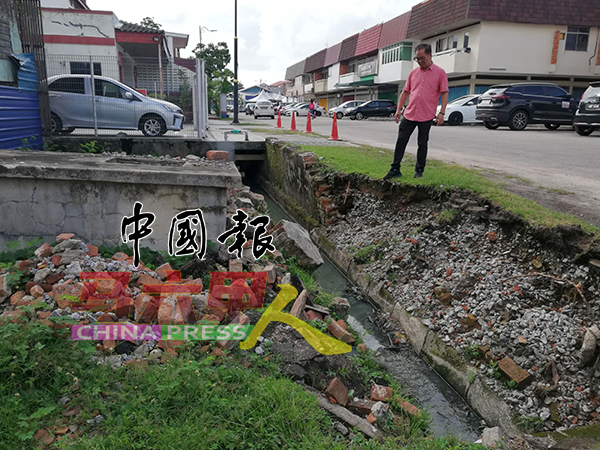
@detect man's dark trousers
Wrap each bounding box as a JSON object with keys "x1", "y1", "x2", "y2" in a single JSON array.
[{"x1": 391, "y1": 117, "x2": 432, "y2": 174}]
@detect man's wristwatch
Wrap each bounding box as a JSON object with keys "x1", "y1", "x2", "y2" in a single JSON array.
[{"x1": 439, "y1": 111, "x2": 445, "y2": 115}]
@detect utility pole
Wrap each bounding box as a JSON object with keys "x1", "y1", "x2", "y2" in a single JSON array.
[
  {"x1": 232, "y1": 0, "x2": 239, "y2": 124},
  {"x1": 198, "y1": 26, "x2": 217, "y2": 53}
]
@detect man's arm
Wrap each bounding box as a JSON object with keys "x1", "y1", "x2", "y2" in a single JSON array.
[
  {"x1": 394, "y1": 90, "x2": 409, "y2": 123},
  {"x1": 436, "y1": 91, "x2": 449, "y2": 126}
]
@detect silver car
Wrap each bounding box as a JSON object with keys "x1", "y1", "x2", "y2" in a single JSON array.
[
  {"x1": 328, "y1": 100, "x2": 363, "y2": 119},
  {"x1": 47, "y1": 74, "x2": 184, "y2": 137}
]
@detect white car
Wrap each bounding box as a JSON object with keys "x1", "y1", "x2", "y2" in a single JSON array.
[
  {"x1": 284, "y1": 102, "x2": 308, "y2": 116},
  {"x1": 289, "y1": 104, "x2": 326, "y2": 117},
  {"x1": 254, "y1": 100, "x2": 275, "y2": 119},
  {"x1": 328, "y1": 100, "x2": 363, "y2": 119},
  {"x1": 436, "y1": 95, "x2": 481, "y2": 126}
]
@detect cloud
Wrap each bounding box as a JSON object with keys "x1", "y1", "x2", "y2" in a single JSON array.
[{"x1": 91, "y1": 0, "x2": 414, "y2": 85}]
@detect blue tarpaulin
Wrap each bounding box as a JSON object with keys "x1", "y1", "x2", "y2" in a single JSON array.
[{"x1": 11, "y1": 53, "x2": 38, "y2": 92}]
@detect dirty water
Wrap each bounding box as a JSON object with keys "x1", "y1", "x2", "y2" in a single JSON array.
[{"x1": 254, "y1": 185, "x2": 483, "y2": 441}]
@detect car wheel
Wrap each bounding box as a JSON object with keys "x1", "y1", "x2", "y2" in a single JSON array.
[
  {"x1": 316, "y1": 111, "x2": 322, "y2": 117},
  {"x1": 544, "y1": 124, "x2": 560, "y2": 130},
  {"x1": 483, "y1": 121, "x2": 500, "y2": 130},
  {"x1": 448, "y1": 112, "x2": 463, "y2": 126},
  {"x1": 336, "y1": 112, "x2": 343, "y2": 120},
  {"x1": 140, "y1": 115, "x2": 166, "y2": 137},
  {"x1": 50, "y1": 113, "x2": 62, "y2": 136},
  {"x1": 575, "y1": 125, "x2": 594, "y2": 136},
  {"x1": 356, "y1": 112, "x2": 364, "y2": 120},
  {"x1": 508, "y1": 110, "x2": 529, "y2": 130}
]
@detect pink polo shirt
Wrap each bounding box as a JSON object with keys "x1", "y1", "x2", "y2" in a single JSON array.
[{"x1": 402, "y1": 63, "x2": 448, "y2": 122}]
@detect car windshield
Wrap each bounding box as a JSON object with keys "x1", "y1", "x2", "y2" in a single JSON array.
[
  {"x1": 449, "y1": 96, "x2": 474, "y2": 104},
  {"x1": 257, "y1": 101, "x2": 271, "y2": 107},
  {"x1": 582, "y1": 86, "x2": 600, "y2": 101},
  {"x1": 481, "y1": 88, "x2": 507, "y2": 97},
  {"x1": 358, "y1": 102, "x2": 369, "y2": 107}
]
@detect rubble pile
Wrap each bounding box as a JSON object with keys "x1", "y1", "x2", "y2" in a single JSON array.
[{"x1": 325, "y1": 189, "x2": 600, "y2": 432}]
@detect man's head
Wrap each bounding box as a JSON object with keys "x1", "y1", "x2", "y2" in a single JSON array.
[{"x1": 414, "y1": 43, "x2": 432, "y2": 70}]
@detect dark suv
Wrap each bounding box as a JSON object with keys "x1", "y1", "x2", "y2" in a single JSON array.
[
  {"x1": 476, "y1": 83, "x2": 579, "y2": 130},
  {"x1": 573, "y1": 82, "x2": 600, "y2": 136},
  {"x1": 347, "y1": 100, "x2": 397, "y2": 120}
]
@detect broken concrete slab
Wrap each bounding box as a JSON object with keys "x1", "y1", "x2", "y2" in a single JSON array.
[{"x1": 273, "y1": 220, "x2": 323, "y2": 269}]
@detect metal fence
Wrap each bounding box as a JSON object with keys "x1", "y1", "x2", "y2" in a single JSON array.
[{"x1": 45, "y1": 54, "x2": 207, "y2": 138}]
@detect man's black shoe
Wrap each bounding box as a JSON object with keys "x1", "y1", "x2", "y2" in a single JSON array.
[
  {"x1": 383, "y1": 169, "x2": 402, "y2": 180},
  {"x1": 414, "y1": 172, "x2": 423, "y2": 179}
]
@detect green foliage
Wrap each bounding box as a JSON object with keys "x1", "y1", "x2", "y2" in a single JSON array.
[
  {"x1": 462, "y1": 344, "x2": 480, "y2": 360},
  {"x1": 17, "y1": 135, "x2": 39, "y2": 150},
  {"x1": 138, "y1": 17, "x2": 162, "y2": 31},
  {"x1": 504, "y1": 380, "x2": 518, "y2": 390},
  {"x1": 96, "y1": 244, "x2": 197, "y2": 271},
  {"x1": 177, "y1": 69, "x2": 192, "y2": 112},
  {"x1": 488, "y1": 361, "x2": 502, "y2": 380},
  {"x1": 517, "y1": 415, "x2": 544, "y2": 433},
  {"x1": 192, "y1": 42, "x2": 234, "y2": 114},
  {"x1": 148, "y1": 93, "x2": 167, "y2": 100},
  {"x1": 353, "y1": 243, "x2": 385, "y2": 264},
  {"x1": 0, "y1": 238, "x2": 44, "y2": 265},
  {"x1": 437, "y1": 209, "x2": 458, "y2": 224},
  {"x1": 80, "y1": 140, "x2": 111, "y2": 154}
]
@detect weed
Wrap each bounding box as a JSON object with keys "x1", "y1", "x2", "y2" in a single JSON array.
[
  {"x1": 504, "y1": 380, "x2": 518, "y2": 390},
  {"x1": 518, "y1": 415, "x2": 544, "y2": 433},
  {"x1": 438, "y1": 209, "x2": 458, "y2": 224},
  {"x1": 462, "y1": 344, "x2": 480, "y2": 360},
  {"x1": 488, "y1": 361, "x2": 503, "y2": 380}
]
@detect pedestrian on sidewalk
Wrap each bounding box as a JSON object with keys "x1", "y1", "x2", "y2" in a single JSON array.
[
  {"x1": 383, "y1": 43, "x2": 448, "y2": 180},
  {"x1": 309, "y1": 100, "x2": 316, "y2": 119}
]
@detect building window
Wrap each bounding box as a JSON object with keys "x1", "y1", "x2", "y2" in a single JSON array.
[
  {"x1": 463, "y1": 33, "x2": 470, "y2": 50},
  {"x1": 70, "y1": 62, "x2": 102, "y2": 75},
  {"x1": 382, "y1": 43, "x2": 405, "y2": 65},
  {"x1": 435, "y1": 35, "x2": 458, "y2": 53},
  {"x1": 566, "y1": 27, "x2": 589, "y2": 51}
]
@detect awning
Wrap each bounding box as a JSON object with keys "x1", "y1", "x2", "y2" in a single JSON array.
[{"x1": 334, "y1": 74, "x2": 376, "y2": 89}]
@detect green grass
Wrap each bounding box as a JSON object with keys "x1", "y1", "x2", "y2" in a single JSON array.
[
  {"x1": 301, "y1": 144, "x2": 600, "y2": 238},
  {"x1": 0, "y1": 319, "x2": 484, "y2": 450},
  {"x1": 248, "y1": 128, "x2": 330, "y2": 139}
]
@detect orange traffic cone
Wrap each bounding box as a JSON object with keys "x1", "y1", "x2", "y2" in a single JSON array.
[
  {"x1": 305, "y1": 111, "x2": 312, "y2": 133},
  {"x1": 276, "y1": 109, "x2": 282, "y2": 128},
  {"x1": 328, "y1": 114, "x2": 340, "y2": 141},
  {"x1": 291, "y1": 111, "x2": 297, "y2": 131}
]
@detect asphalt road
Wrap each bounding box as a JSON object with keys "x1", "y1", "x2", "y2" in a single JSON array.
[{"x1": 250, "y1": 115, "x2": 600, "y2": 226}]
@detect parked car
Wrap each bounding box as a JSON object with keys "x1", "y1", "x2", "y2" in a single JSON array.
[
  {"x1": 475, "y1": 83, "x2": 579, "y2": 130},
  {"x1": 254, "y1": 100, "x2": 275, "y2": 119},
  {"x1": 284, "y1": 103, "x2": 308, "y2": 116},
  {"x1": 245, "y1": 102, "x2": 256, "y2": 115},
  {"x1": 573, "y1": 81, "x2": 600, "y2": 136},
  {"x1": 346, "y1": 100, "x2": 397, "y2": 120},
  {"x1": 48, "y1": 74, "x2": 184, "y2": 137},
  {"x1": 289, "y1": 103, "x2": 326, "y2": 117},
  {"x1": 436, "y1": 95, "x2": 481, "y2": 126},
  {"x1": 328, "y1": 100, "x2": 363, "y2": 119}
]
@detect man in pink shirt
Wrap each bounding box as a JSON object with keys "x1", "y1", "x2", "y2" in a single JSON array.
[{"x1": 384, "y1": 43, "x2": 449, "y2": 179}]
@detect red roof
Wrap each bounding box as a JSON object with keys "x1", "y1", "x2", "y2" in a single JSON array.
[
  {"x1": 269, "y1": 80, "x2": 291, "y2": 87},
  {"x1": 339, "y1": 33, "x2": 359, "y2": 61},
  {"x1": 355, "y1": 24, "x2": 382, "y2": 57},
  {"x1": 174, "y1": 57, "x2": 196, "y2": 72},
  {"x1": 379, "y1": 12, "x2": 411, "y2": 48},
  {"x1": 324, "y1": 42, "x2": 342, "y2": 67},
  {"x1": 305, "y1": 48, "x2": 327, "y2": 73}
]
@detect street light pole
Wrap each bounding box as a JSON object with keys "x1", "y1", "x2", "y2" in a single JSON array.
[
  {"x1": 232, "y1": 0, "x2": 239, "y2": 124},
  {"x1": 198, "y1": 26, "x2": 217, "y2": 53}
]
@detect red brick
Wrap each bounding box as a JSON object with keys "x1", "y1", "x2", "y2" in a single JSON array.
[
  {"x1": 51, "y1": 255, "x2": 62, "y2": 266},
  {"x1": 327, "y1": 320, "x2": 355, "y2": 344},
  {"x1": 324, "y1": 377, "x2": 348, "y2": 406},
  {"x1": 306, "y1": 310, "x2": 323, "y2": 321},
  {"x1": 86, "y1": 245, "x2": 98, "y2": 257},
  {"x1": 10, "y1": 291, "x2": 26, "y2": 305},
  {"x1": 347, "y1": 398, "x2": 376, "y2": 414},
  {"x1": 155, "y1": 263, "x2": 173, "y2": 281},
  {"x1": 206, "y1": 151, "x2": 230, "y2": 161},
  {"x1": 366, "y1": 414, "x2": 376, "y2": 424},
  {"x1": 200, "y1": 314, "x2": 222, "y2": 324},
  {"x1": 37, "y1": 311, "x2": 52, "y2": 320},
  {"x1": 211, "y1": 347, "x2": 227, "y2": 357},
  {"x1": 112, "y1": 252, "x2": 129, "y2": 261},
  {"x1": 56, "y1": 233, "x2": 75, "y2": 243},
  {"x1": 136, "y1": 273, "x2": 160, "y2": 288},
  {"x1": 497, "y1": 357, "x2": 532, "y2": 388},
  {"x1": 34, "y1": 428, "x2": 54, "y2": 446},
  {"x1": 30, "y1": 285, "x2": 44, "y2": 299},
  {"x1": 18, "y1": 260, "x2": 35, "y2": 273},
  {"x1": 357, "y1": 343, "x2": 367, "y2": 353},
  {"x1": 371, "y1": 384, "x2": 393, "y2": 402},
  {"x1": 97, "y1": 313, "x2": 114, "y2": 323},
  {"x1": 52, "y1": 282, "x2": 84, "y2": 309},
  {"x1": 34, "y1": 243, "x2": 53, "y2": 259},
  {"x1": 290, "y1": 289, "x2": 308, "y2": 318},
  {"x1": 45, "y1": 273, "x2": 64, "y2": 285},
  {"x1": 397, "y1": 400, "x2": 421, "y2": 416},
  {"x1": 11, "y1": 293, "x2": 35, "y2": 307},
  {"x1": 216, "y1": 312, "x2": 249, "y2": 350},
  {"x1": 0, "y1": 310, "x2": 28, "y2": 324},
  {"x1": 228, "y1": 259, "x2": 243, "y2": 273}
]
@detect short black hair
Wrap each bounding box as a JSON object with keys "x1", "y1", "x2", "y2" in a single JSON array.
[{"x1": 415, "y1": 43, "x2": 432, "y2": 55}]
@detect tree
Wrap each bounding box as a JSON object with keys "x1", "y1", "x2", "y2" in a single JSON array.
[
  {"x1": 192, "y1": 42, "x2": 234, "y2": 114},
  {"x1": 139, "y1": 17, "x2": 162, "y2": 31}
]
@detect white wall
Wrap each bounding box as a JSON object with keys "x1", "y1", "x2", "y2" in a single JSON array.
[
  {"x1": 477, "y1": 22, "x2": 600, "y2": 76},
  {"x1": 327, "y1": 63, "x2": 340, "y2": 90},
  {"x1": 41, "y1": 0, "x2": 74, "y2": 8},
  {"x1": 422, "y1": 23, "x2": 481, "y2": 75},
  {"x1": 376, "y1": 60, "x2": 414, "y2": 84}
]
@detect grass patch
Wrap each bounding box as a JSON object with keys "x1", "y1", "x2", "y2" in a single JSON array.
[
  {"x1": 301, "y1": 144, "x2": 600, "y2": 238},
  {"x1": 437, "y1": 209, "x2": 458, "y2": 224},
  {"x1": 248, "y1": 128, "x2": 330, "y2": 139}
]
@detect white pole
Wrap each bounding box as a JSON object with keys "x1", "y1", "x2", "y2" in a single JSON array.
[{"x1": 90, "y1": 56, "x2": 98, "y2": 138}]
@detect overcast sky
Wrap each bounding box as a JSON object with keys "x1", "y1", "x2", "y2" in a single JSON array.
[{"x1": 92, "y1": 0, "x2": 415, "y2": 87}]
